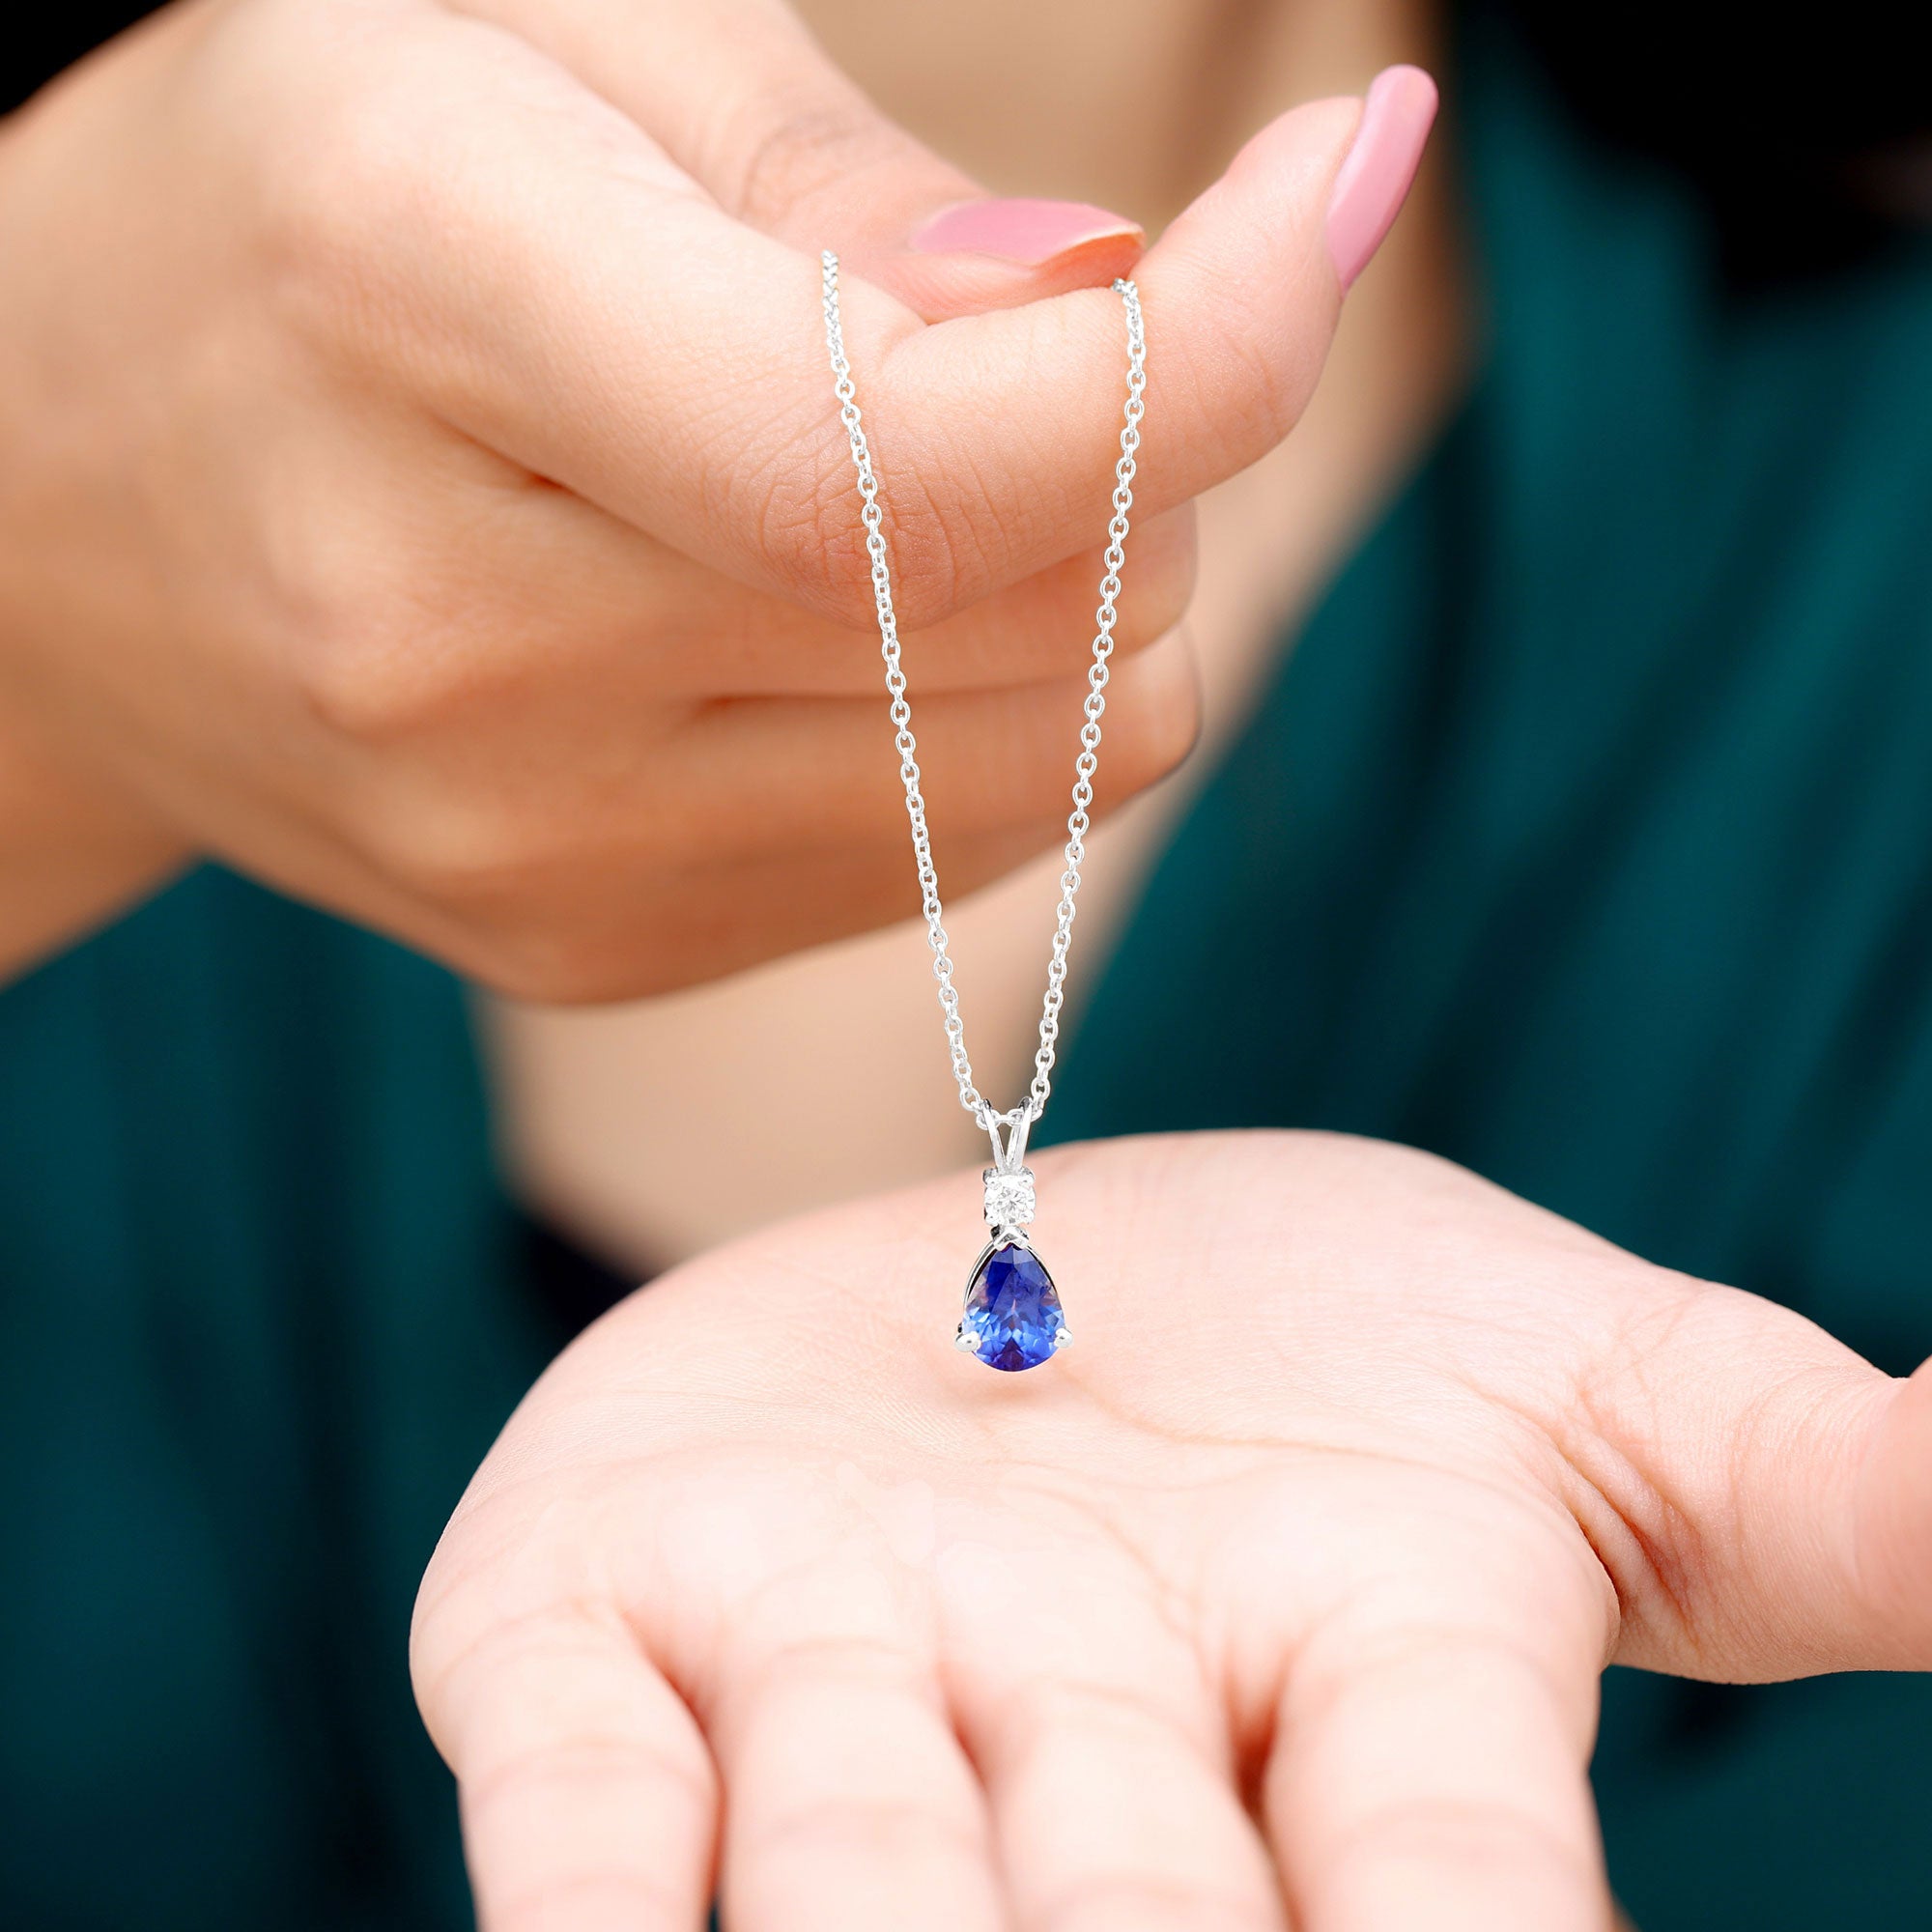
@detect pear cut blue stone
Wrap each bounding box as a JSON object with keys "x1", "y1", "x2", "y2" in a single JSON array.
[{"x1": 960, "y1": 1240, "x2": 1065, "y2": 1372}]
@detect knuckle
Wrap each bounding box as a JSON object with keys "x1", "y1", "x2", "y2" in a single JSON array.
[
  {"x1": 368, "y1": 793, "x2": 541, "y2": 913},
  {"x1": 724, "y1": 96, "x2": 892, "y2": 228},
  {"x1": 256, "y1": 54, "x2": 440, "y2": 330},
  {"x1": 293, "y1": 599, "x2": 473, "y2": 746}
]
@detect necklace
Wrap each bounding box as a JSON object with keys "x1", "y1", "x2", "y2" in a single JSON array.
[{"x1": 819, "y1": 250, "x2": 1148, "y2": 1372}]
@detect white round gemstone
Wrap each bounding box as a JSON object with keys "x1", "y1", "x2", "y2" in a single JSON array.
[{"x1": 982, "y1": 1166, "x2": 1037, "y2": 1229}]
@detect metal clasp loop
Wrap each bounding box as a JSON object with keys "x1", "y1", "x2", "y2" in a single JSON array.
[{"x1": 983, "y1": 1105, "x2": 1035, "y2": 1175}]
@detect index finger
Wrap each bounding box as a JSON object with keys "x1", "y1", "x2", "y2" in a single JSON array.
[{"x1": 301, "y1": 13, "x2": 1393, "y2": 624}]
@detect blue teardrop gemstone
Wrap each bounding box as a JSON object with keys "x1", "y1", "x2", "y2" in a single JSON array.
[{"x1": 960, "y1": 1240, "x2": 1065, "y2": 1372}]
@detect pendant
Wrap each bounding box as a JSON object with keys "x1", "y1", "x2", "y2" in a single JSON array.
[{"x1": 955, "y1": 1111, "x2": 1069, "y2": 1372}]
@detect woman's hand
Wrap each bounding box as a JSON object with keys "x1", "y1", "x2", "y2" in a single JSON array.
[
  {"x1": 0, "y1": 0, "x2": 1398, "y2": 994},
  {"x1": 412, "y1": 1131, "x2": 1932, "y2": 1930}
]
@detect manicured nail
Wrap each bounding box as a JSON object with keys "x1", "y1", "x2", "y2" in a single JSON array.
[
  {"x1": 909, "y1": 197, "x2": 1145, "y2": 267},
  {"x1": 1326, "y1": 65, "x2": 1438, "y2": 291}
]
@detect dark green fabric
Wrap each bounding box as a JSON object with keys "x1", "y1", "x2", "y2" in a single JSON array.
[
  {"x1": 0, "y1": 868, "x2": 551, "y2": 1929},
  {"x1": 1049, "y1": 30, "x2": 1932, "y2": 1930}
]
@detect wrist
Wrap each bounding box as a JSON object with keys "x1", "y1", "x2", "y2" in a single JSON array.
[{"x1": 0, "y1": 60, "x2": 191, "y2": 980}]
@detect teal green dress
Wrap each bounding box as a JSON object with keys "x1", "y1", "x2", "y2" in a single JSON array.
[
  {"x1": 5, "y1": 29, "x2": 1931, "y2": 1931},
  {"x1": 0, "y1": 876, "x2": 555, "y2": 1927}
]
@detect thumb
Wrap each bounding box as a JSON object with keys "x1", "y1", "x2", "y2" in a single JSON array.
[
  {"x1": 450, "y1": 0, "x2": 1145, "y2": 316},
  {"x1": 1853, "y1": 1354, "x2": 1932, "y2": 1666},
  {"x1": 1602, "y1": 1288, "x2": 1932, "y2": 1680}
]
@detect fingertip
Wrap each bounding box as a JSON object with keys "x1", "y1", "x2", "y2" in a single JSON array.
[
  {"x1": 1124, "y1": 93, "x2": 1367, "y2": 475},
  {"x1": 1859, "y1": 1356, "x2": 1932, "y2": 1667},
  {"x1": 837, "y1": 94, "x2": 1378, "y2": 612},
  {"x1": 1326, "y1": 64, "x2": 1439, "y2": 290}
]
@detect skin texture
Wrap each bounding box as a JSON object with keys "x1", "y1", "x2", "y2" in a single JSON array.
[
  {"x1": 412, "y1": 1131, "x2": 1932, "y2": 1930},
  {"x1": 0, "y1": 0, "x2": 1387, "y2": 996}
]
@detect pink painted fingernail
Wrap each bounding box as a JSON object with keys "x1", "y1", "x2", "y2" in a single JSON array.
[
  {"x1": 1326, "y1": 65, "x2": 1438, "y2": 291},
  {"x1": 909, "y1": 197, "x2": 1145, "y2": 266}
]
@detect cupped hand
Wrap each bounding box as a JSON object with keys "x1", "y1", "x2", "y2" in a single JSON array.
[
  {"x1": 412, "y1": 1131, "x2": 1932, "y2": 1930},
  {"x1": 0, "y1": 0, "x2": 1387, "y2": 994}
]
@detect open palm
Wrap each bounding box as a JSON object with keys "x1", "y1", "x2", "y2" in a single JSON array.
[{"x1": 413, "y1": 1131, "x2": 1932, "y2": 1931}]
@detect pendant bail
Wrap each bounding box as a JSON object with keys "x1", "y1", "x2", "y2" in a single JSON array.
[{"x1": 984, "y1": 1105, "x2": 1034, "y2": 1175}]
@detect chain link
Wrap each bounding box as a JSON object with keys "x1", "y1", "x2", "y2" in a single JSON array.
[{"x1": 820, "y1": 250, "x2": 1147, "y2": 1134}]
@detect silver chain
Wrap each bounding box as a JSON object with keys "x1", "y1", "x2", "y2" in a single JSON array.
[{"x1": 820, "y1": 249, "x2": 1147, "y2": 1141}]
